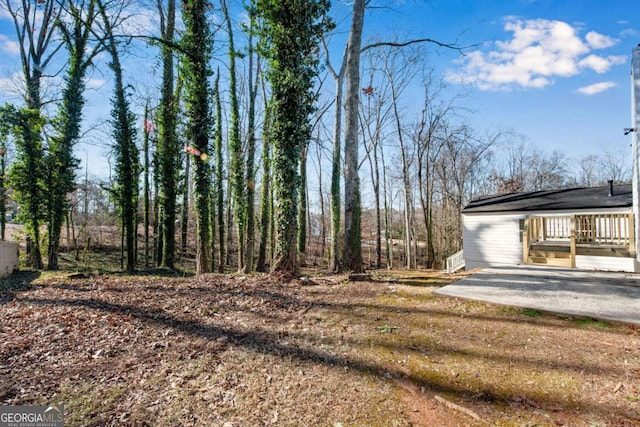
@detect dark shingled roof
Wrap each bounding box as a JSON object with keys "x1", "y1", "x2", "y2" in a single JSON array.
[{"x1": 462, "y1": 183, "x2": 632, "y2": 213}]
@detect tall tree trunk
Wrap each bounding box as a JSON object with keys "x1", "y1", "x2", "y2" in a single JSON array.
[
  {"x1": 98, "y1": 0, "x2": 140, "y2": 272},
  {"x1": 181, "y1": 152, "x2": 190, "y2": 257},
  {"x1": 158, "y1": 0, "x2": 178, "y2": 269},
  {"x1": 256, "y1": 103, "x2": 271, "y2": 272},
  {"x1": 244, "y1": 15, "x2": 259, "y2": 272},
  {"x1": 380, "y1": 143, "x2": 392, "y2": 269},
  {"x1": 46, "y1": 0, "x2": 99, "y2": 270},
  {"x1": 315, "y1": 136, "x2": 326, "y2": 264},
  {"x1": 256, "y1": 0, "x2": 331, "y2": 273},
  {"x1": 0, "y1": 142, "x2": 5, "y2": 240},
  {"x1": 297, "y1": 143, "x2": 308, "y2": 262},
  {"x1": 153, "y1": 151, "x2": 163, "y2": 266},
  {"x1": 342, "y1": 0, "x2": 365, "y2": 273},
  {"x1": 143, "y1": 102, "x2": 151, "y2": 269},
  {"x1": 323, "y1": 41, "x2": 347, "y2": 272},
  {"x1": 182, "y1": 0, "x2": 212, "y2": 274},
  {"x1": 364, "y1": 141, "x2": 382, "y2": 269},
  {"x1": 373, "y1": 147, "x2": 382, "y2": 268},
  {"x1": 222, "y1": 0, "x2": 246, "y2": 272},
  {"x1": 209, "y1": 175, "x2": 216, "y2": 271},
  {"x1": 329, "y1": 75, "x2": 343, "y2": 272},
  {"x1": 4, "y1": 0, "x2": 63, "y2": 269},
  {"x1": 214, "y1": 72, "x2": 225, "y2": 272}
]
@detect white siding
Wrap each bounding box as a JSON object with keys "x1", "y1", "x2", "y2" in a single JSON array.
[
  {"x1": 576, "y1": 255, "x2": 637, "y2": 273},
  {"x1": 463, "y1": 208, "x2": 636, "y2": 272},
  {"x1": 463, "y1": 213, "x2": 526, "y2": 269}
]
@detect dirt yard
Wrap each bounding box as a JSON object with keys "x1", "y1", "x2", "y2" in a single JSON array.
[{"x1": 1, "y1": 269, "x2": 639, "y2": 426}]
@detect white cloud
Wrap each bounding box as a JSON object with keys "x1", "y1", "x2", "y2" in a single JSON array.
[
  {"x1": 579, "y1": 54, "x2": 626, "y2": 73},
  {"x1": 447, "y1": 18, "x2": 626, "y2": 91},
  {"x1": 577, "y1": 81, "x2": 617, "y2": 95},
  {"x1": 0, "y1": 34, "x2": 19, "y2": 55},
  {"x1": 585, "y1": 31, "x2": 618, "y2": 49}
]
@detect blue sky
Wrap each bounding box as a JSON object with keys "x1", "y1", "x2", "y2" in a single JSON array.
[
  {"x1": 0, "y1": 0, "x2": 638, "y2": 179},
  {"x1": 355, "y1": 0, "x2": 639, "y2": 160}
]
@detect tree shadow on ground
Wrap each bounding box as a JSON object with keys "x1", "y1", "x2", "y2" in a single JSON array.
[
  {"x1": 0, "y1": 270, "x2": 41, "y2": 303},
  {"x1": 15, "y1": 290, "x2": 639, "y2": 424}
]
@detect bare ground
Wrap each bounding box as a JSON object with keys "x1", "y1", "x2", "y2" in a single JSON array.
[{"x1": 1, "y1": 269, "x2": 639, "y2": 426}]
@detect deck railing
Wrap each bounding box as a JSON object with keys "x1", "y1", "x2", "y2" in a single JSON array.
[
  {"x1": 528, "y1": 216, "x2": 571, "y2": 241},
  {"x1": 445, "y1": 249, "x2": 465, "y2": 273},
  {"x1": 576, "y1": 214, "x2": 633, "y2": 246},
  {"x1": 524, "y1": 213, "x2": 636, "y2": 267},
  {"x1": 528, "y1": 214, "x2": 633, "y2": 246}
]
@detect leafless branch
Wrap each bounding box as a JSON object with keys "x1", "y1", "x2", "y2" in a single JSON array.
[{"x1": 361, "y1": 38, "x2": 477, "y2": 55}]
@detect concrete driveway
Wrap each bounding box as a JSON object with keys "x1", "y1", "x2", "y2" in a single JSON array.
[{"x1": 435, "y1": 266, "x2": 640, "y2": 325}]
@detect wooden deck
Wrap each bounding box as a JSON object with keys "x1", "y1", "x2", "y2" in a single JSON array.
[{"x1": 523, "y1": 214, "x2": 635, "y2": 268}]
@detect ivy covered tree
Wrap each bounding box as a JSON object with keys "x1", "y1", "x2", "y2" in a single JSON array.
[
  {"x1": 0, "y1": 114, "x2": 8, "y2": 241},
  {"x1": 156, "y1": 0, "x2": 180, "y2": 269},
  {"x1": 2, "y1": 0, "x2": 63, "y2": 268},
  {"x1": 45, "y1": 0, "x2": 102, "y2": 270},
  {"x1": 213, "y1": 72, "x2": 225, "y2": 273},
  {"x1": 98, "y1": 0, "x2": 140, "y2": 272},
  {"x1": 222, "y1": 0, "x2": 246, "y2": 272},
  {"x1": 254, "y1": 0, "x2": 332, "y2": 273},
  {"x1": 181, "y1": 0, "x2": 213, "y2": 274},
  {"x1": 2, "y1": 105, "x2": 46, "y2": 268},
  {"x1": 256, "y1": 98, "x2": 272, "y2": 272}
]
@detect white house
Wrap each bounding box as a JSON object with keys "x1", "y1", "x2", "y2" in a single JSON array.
[
  {"x1": 462, "y1": 183, "x2": 637, "y2": 272},
  {"x1": 460, "y1": 45, "x2": 640, "y2": 274}
]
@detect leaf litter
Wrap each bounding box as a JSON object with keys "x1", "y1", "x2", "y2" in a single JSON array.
[{"x1": 0, "y1": 270, "x2": 639, "y2": 426}]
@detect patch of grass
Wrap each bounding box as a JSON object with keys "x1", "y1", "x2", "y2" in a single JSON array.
[
  {"x1": 572, "y1": 318, "x2": 611, "y2": 329},
  {"x1": 522, "y1": 308, "x2": 543, "y2": 318},
  {"x1": 499, "y1": 307, "x2": 544, "y2": 318},
  {"x1": 498, "y1": 307, "x2": 521, "y2": 315},
  {"x1": 59, "y1": 383, "x2": 125, "y2": 425}
]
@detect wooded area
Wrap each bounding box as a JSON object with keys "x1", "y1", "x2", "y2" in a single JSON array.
[{"x1": 0, "y1": 0, "x2": 631, "y2": 274}]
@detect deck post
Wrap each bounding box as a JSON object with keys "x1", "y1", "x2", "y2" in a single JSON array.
[
  {"x1": 522, "y1": 217, "x2": 529, "y2": 264},
  {"x1": 629, "y1": 213, "x2": 636, "y2": 258},
  {"x1": 570, "y1": 214, "x2": 576, "y2": 268}
]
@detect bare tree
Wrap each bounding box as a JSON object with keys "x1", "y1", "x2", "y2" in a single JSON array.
[{"x1": 414, "y1": 76, "x2": 454, "y2": 268}]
